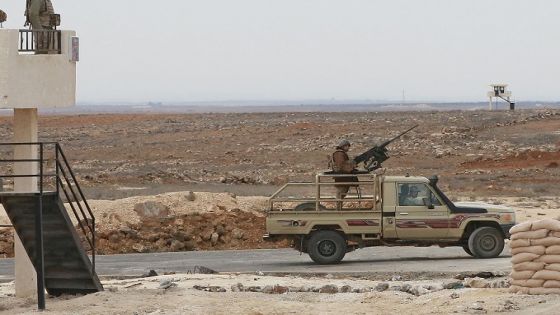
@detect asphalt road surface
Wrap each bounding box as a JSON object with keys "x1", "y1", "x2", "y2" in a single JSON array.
[{"x1": 0, "y1": 246, "x2": 512, "y2": 281}]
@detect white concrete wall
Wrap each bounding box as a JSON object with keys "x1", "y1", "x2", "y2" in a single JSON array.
[{"x1": 0, "y1": 29, "x2": 76, "y2": 109}]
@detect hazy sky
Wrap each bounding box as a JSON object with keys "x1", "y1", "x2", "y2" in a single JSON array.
[{"x1": 1, "y1": 1, "x2": 559, "y2": 103}]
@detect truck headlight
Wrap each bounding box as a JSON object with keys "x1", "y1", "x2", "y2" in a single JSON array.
[{"x1": 500, "y1": 212, "x2": 515, "y2": 223}]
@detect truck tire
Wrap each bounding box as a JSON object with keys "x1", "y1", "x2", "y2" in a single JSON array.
[
  {"x1": 462, "y1": 245, "x2": 474, "y2": 257},
  {"x1": 307, "y1": 230, "x2": 347, "y2": 264},
  {"x1": 467, "y1": 227, "x2": 504, "y2": 258},
  {"x1": 295, "y1": 202, "x2": 327, "y2": 211}
]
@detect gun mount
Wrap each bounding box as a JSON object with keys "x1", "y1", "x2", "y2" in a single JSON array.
[{"x1": 354, "y1": 125, "x2": 418, "y2": 171}]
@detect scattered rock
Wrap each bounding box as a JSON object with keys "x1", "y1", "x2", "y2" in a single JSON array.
[
  {"x1": 210, "y1": 233, "x2": 219, "y2": 245},
  {"x1": 232, "y1": 228, "x2": 245, "y2": 240},
  {"x1": 134, "y1": 201, "x2": 169, "y2": 218},
  {"x1": 255, "y1": 271, "x2": 265, "y2": 276},
  {"x1": 391, "y1": 275, "x2": 403, "y2": 281},
  {"x1": 374, "y1": 283, "x2": 389, "y2": 292},
  {"x1": 339, "y1": 285, "x2": 352, "y2": 293},
  {"x1": 410, "y1": 285, "x2": 430, "y2": 296},
  {"x1": 262, "y1": 285, "x2": 289, "y2": 294},
  {"x1": 185, "y1": 191, "x2": 196, "y2": 201},
  {"x1": 319, "y1": 285, "x2": 339, "y2": 294},
  {"x1": 231, "y1": 283, "x2": 244, "y2": 292},
  {"x1": 245, "y1": 286, "x2": 262, "y2": 292},
  {"x1": 191, "y1": 266, "x2": 217, "y2": 274},
  {"x1": 450, "y1": 292, "x2": 460, "y2": 299},
  {"x1": 193, "y1": 285, "x2": 226, "y2": 292},
  {"x1": 142, "y1": 269, "x2": 158, "y2": 278},
  {"x1": 158, "y1": 279, "x2": 177, "y2": 290},
  {"x1": 464, "y1": 277, "x2": 490, "y2": 289},
  {"x1": 443, "y1": 281, "x2": 464, "y2": 290},
  {"x1": 132, "y1": 244, "x2": 149, "y2": 253}
]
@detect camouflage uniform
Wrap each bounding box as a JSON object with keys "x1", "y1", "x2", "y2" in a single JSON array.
[
  {"x1": 25, "y1": 0, "x2": 55, "y2": 53},
  {"x1": 331, "y1": 144, "x2": 358, "y2": 208}
]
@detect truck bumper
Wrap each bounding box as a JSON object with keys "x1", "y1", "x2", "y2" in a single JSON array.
[{"x1": 500, "y1": 223, "x2": 515, "y2": 239}]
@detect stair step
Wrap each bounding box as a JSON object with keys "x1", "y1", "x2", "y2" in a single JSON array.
[
  {"x1": 1, "y1": 193, "x2": 103, "y2": 294},
  {"x1": 45, "y1": 267, "x2": 93, "y2": 280},
  {"x1": 45, "y1": 278, "x2": 98, "y2": 290}
]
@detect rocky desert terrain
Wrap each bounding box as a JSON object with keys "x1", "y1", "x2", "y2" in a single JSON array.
[{"x1": 0, "y1": 108, "x2": 559, "y2": 314}]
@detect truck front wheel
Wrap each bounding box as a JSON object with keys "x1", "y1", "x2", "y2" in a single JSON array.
[
  {"x1": 307, "y1": 230, "x2": 347, "y2": 264},
  {"x1": 467, "y1": 227, "x2": 504, "y2": 258}
]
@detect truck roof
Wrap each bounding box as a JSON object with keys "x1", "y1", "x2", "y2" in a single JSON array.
[{"x1": 383, "y1": 175, "x2": 430, "y2": 183}]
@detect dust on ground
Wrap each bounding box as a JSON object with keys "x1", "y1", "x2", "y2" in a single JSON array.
[{"x1": 0, "y1": 272, "x2": 556, "y2": 315}]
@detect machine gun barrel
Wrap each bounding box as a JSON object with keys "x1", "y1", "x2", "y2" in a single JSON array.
[{"x1": 353, "y1": 124, "x2": 418, "y2": 164}]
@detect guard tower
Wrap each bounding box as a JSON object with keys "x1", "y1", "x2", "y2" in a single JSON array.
[
  {"x1": 0, "y1": 28, "x2": 102, "y2": 309},
  {"x1": 487, "y1": 84, "x2": 515, "y2": 110}
]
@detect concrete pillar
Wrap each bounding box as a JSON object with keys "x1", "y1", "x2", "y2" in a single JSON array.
[{"x1": 13, "y1": 108, "x2": 38, "y2": 297}]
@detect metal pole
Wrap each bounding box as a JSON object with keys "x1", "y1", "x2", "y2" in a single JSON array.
[
  {"x1": 36, "y1": 144, "x2": 46, "y2": 310},
  {"x1": 55, "y1": 144, "x2": 59, "y2": 195}
]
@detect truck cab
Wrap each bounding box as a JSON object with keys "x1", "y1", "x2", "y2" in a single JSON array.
[{"x1": 265, "y1": 172, "x2": 516, "y2": 264}]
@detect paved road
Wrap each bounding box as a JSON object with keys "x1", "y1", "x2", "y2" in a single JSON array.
[{"x1": 0, "y1": 246, "x2": 512, "y2": 281}]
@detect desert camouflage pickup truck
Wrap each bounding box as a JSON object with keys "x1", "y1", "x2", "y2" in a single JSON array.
[{"x1": 264, "y1": 173, "x2": 516, "y2": 264}]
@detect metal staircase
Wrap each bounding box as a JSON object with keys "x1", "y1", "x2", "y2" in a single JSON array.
[{"x1": 0, "y1": 143, "x2": 103, "y2": 303}]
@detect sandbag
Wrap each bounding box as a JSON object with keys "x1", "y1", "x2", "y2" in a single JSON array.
[
  {"x1": 510, "y1": 221, "x2": 533, "y2": 234},
  {"x1": 546, "y1": 245, "x2": 560, "y2": 255},
  {"x1": 532, "y1": 219, "x2": 560, "y2": 232},
  {"x1": 544, "y1": 280, "x2": 560, "y2": 288},
  {"x1": 513, "y1": 261, "x2": 546, "y2": 271},
  {"x1": 545, "y1": 264, "x2": 560, "y2": 272},
  {"x1": 532, "y1": 270, "x2": 560, "y2": 281},
  {"x1": 535, "y1": 255, "x2": 560, "y2": 264},
  {"x1": 509, "y1": 285, "x2": 530, "y2": 294},
  {"x1": 511, "y1": 279, "x2": 545, "y2": 288},
  {"x1": 551, "y1": 231, "x2": 560, "y2": 238},
  {"x1": 531, "y1": 237, "x2": 560, "y2": 247},
  {"x1": 510, "y1": 270, "x2": 536, "y2": 280},
  {"x1": 511, "y1": 229, "x2": 550, "y2": 240},
  {"x1": 511, "y1": 253, "x2": 541, "y2": 264},
  {"x1": 510, "y1": 239, "x2": 531, "y2": 248},
  {"x1": 511, "y1": 245, "x2": 546, "y2": 256},
  {"x1": 529, "y1": 287, "x2": 560, "y2": 295}
]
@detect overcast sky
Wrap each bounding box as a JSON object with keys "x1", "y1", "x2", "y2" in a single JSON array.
[{"x1": 1, "y1": 1, "x2": 559, "y2": 103}]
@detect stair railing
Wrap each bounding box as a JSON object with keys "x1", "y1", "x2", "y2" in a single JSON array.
[
  {"x1": 0, "y1": 142, "x2": 97, "y2": 273},
  {"x1": 53, "y1": 143, "x2": 97, "y2": 272}
]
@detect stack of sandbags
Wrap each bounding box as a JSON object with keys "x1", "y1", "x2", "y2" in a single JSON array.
[{"x1": 510, "y1": 219, "x2": 560, "y2": 295}]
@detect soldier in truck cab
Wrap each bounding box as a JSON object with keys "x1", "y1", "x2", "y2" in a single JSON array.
[{"x1": 400, "y1": 184, "x2": 424, "y2": 206}]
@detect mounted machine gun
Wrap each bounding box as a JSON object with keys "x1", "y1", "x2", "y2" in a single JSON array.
[{"x1": 354, "y1": 125, "x2": 418, "y2": 171}]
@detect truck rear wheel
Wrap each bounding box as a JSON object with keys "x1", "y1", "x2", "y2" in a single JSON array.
[
  {"x1": 468, "y1": 227, "x2": 504, "y2": 258},
  {"x1": 307, "y1": 230, "x2": 347, "y2": 264}
]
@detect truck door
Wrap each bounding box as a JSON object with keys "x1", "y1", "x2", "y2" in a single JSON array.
[{"x1": 395, "y1": 182, "x2": 449, "y2": 239}]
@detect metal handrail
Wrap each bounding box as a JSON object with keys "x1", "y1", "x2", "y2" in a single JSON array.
[
  {"x1": 269, "y1": 173, "x2": 379, "y2": 212},
  {"x1": 0, "y1": 142, "x2": 97, "y2": 271},
  {"x1": 18, "y1": 29, "x2": 62, "y2": 54}
]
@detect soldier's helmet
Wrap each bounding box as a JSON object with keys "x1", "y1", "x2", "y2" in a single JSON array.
[{"x1": 336, "y1": 139, "x2": 351, "y2": 149}]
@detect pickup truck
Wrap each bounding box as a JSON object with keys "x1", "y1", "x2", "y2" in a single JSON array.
[{"x1": 264, "y1": 173, "x2": 516, "y2": 264}]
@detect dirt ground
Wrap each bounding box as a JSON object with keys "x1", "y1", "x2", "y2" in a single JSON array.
[
  {"x1": 0, "y1": 109, "x2": 558, "y2": 199},
  {"x1": 0, "y1": 272, "x2": 557, "y2": 315},
  {"x1": 0, "y1": 109, "x2": 560, "y2": 313}
]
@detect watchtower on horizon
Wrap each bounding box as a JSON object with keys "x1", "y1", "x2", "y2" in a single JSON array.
[{"x1": 487, "y1": 84, "x2": 515, "y2": 110}]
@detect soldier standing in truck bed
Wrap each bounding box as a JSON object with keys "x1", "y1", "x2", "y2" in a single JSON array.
[{"x1": 331, "y1": 140, "x2": 358, "y2": 209}]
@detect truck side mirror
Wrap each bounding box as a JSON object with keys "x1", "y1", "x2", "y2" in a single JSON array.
[{"x1": 423, "y1": 198, "x2": 434, "y2": 209}]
